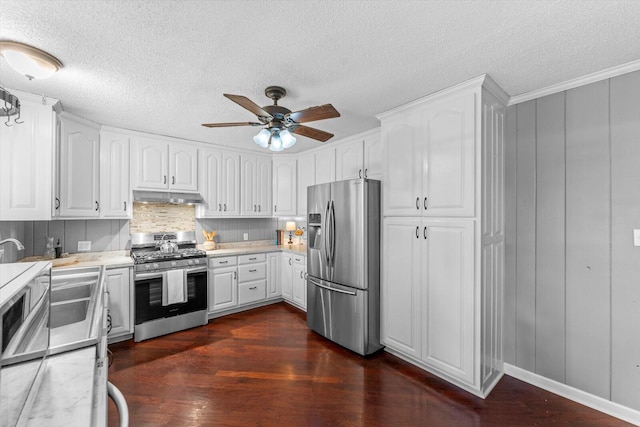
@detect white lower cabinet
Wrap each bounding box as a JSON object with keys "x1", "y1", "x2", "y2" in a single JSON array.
[
  {"x1": 281, "y1": 252, "x2": 306, "y2": 311},
  {"x1": 106, "y1": 267, "x2": 133, "y2": 340},
  {"x1": 208, "y1": 252, "x2": 282, "y2": 315},
  {"x1": 382, "y1": 218, "x2": 477, "y2": 388}
]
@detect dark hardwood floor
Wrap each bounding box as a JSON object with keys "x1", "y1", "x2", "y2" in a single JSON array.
[{"x1": 107, "y1": 303, "x2": 631, "y2": 427}]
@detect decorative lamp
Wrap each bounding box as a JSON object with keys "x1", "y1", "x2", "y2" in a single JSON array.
[
  {"x1": 285, "y1": 221, "x2": 296, "y2": 244},
  {"x1": 0, "y1": 41, "x2": 63, "y2": 80}
]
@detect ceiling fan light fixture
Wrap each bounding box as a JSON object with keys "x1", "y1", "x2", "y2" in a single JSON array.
[
  {"x1": 253, "y1": 128, "x2": 271, "y2": 148},
  {"x1": 280, "y1": 129, "x2": 296, "y2": 149},
  {"x1": 269, "y1": 133, "x2": 284, "y2": 152},
  {"x1": 0, "y1": 41, "x2": 62, "y2": 80}
]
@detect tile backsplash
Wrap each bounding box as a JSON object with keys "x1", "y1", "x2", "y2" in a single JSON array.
[{"x1": 130, "y1": 202, "x2": 195, "y2": 234}]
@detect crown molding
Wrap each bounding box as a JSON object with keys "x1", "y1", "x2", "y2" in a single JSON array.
[{"x1": 508, "y1": 59, "x2": 640, "y2": 106}]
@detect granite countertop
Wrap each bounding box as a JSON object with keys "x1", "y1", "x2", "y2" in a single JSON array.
[
  {"x1": 200, "y1": 242, "x2": 306, "y2": 257},
  {"x1": 20, "y1": 251, "x2": 133, "y2": 270}
]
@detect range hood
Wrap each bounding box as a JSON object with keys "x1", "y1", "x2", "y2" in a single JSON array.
[{"x1": 132, "y1": 190, "x2": 205, "y2": 205}]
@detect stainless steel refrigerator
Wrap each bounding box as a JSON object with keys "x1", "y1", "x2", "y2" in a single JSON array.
[{"x1": 306, "y1": 178, "x2": 383, "y2": 356}]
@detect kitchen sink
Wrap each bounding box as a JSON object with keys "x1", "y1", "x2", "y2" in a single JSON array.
[
  {"x1": 51, "y1": 283, "x2": 92, "y2": 303},
  {"x1": 48, "y1": 266, "x2": 106, "y2": 355},
  {"x1": 50, "y1": 299, "x2": 90, "y2": 328}
]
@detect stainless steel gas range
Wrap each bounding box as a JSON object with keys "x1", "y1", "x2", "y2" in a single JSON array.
[{"x1": 130, "y1": 231, "x2": 208, "y2": 341}]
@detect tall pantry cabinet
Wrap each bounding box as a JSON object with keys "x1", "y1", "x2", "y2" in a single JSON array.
[{"x1": 378, "y1": 75, "x2": 507, "y2": 398}]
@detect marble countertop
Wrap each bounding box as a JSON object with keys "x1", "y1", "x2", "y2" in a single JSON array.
[
  {"x1": 200, "y1": 243, "x2": 306, "y2": 257},
  {"x1": 20, "y1": 251, "x2": 133, "y2": 270}
]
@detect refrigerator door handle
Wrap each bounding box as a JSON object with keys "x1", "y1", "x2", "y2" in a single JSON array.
[
  {"x1": 330, "y1": 200, "x2": 336, "y2": 267},
  {"x1": 309, "y1": 277, "x2": 357, "y2": 296},
  {"x1": 324, "y1": 201, "x2": 331, "y2": 267}
]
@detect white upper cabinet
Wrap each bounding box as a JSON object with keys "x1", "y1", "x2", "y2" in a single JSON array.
[
  {"x1": 198, "y1": 148, "x2": 240, "y2": 217},
  {"x1": 241, "y1": 154, "x2": 272, "y2": 216},
  {"x1": 382, "y1": 92, "x2": 475, "y2": 217},
  {"x1": 131, "y1": 137, "x2": 198, "y2": 191},
  {"x1": 335, "y1": 129, "x2": 382, "y2": 181},
  {"x1": 296, "y1": 147, "x2": 336, "y2": 216},
  {"x1": 0, "y1": 92, "x2": 56, "y2": 221},
  {"x1": 57, "y1": 112, "x2": 101, "y2": 218},
  {"x1": 272, "y1": 157, "x2": 297, "y2": 216},
  {"x1": 100, "y1": 129, "x2": 131, "y2": 218}
]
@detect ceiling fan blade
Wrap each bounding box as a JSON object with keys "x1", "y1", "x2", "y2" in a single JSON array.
[
  {"x1": 291, "y1": 125, "x2": 334, "y2": 142},
  {"x1": 224, "y1": 94, "x2": 273, "y2": 119},
  {"x1": 287, "y1": 104, "x2": 340, "y2": 123},
  {"x1": 201, "y1": 122, "x2": 263, "y2": 128}
]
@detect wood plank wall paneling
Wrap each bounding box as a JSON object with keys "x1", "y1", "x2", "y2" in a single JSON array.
[
  {"x1": 565, "y1": 79, "x2": 610, "y2": 399},
  {"x1": 514, "y1": 100, "x2": 536, "y2": 372},
  {"x1": 610, "y1": 70, "x2": 640, "y2": 410},
  {"x1": 505, "y1": 71, "x2": 640, "y2": 411},
  {"x1": 534, "y1": 92, "x2": 566, "y2": 383}
]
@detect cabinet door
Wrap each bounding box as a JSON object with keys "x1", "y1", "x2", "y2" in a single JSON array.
[
  {"x1": 315, "y1": 147, "x2": 335, "y2": 185},
  {"x1": 169, "y1": 143, "x2": 198, "y2": 191},
  {"x1": 221, "y1": 152, "x2": 240, "y2": 215},
  {"x1": 297, "y1": 153, "x2": 315, "y2": 216},
  {"x1": 106, "y1": 268, "x2": 132, "y2": 338},
  {"x1": 100, "y1": 131, "x2": 131, "y2": 218},
  {"x1": 423, "y1": 93, "x2": 475, "y2": 217},
  {"x1": 209, "y1": 267, "x2": 238, "y2": 312},
  {"x1": 0, "y1": 99, "x2": 54, "y2": 221},
  {"x1": 241, "y1": 155, "x2": 257, "y2": 215},
  {"x1": 59, "y1": 114, "x2": 100, "y2": 217},
  {"x1": 256, "y1": 156, "x2": 272, "y2": 215},
  {"x1": 132, "y1": 137, "x2": 168, "y2": 190},
  {"x1": 292, "y1": 263, "x2": 306, "y2": 309},
  {"x1": 267, "y1": 253, "x2": 281, "y2": 298},
  {"x1": 422, "y1": 220, "x2": 474, "y2": 384},
  {"x1": 198, "y1": 148, "x2": 223, "y2": 216},
  {"x1": 381, "y1": 218, "x2": 422, "y2": 358},
  {"x1": 382, "y1": 110, "x2": 423, "y2": 216},
  {"x1": 363, "y1": 131, "x2": 383, "y2": 180},
  {"x1": 281, "y1": 254, "x2": 293, "y2": 301},
  {"x1": 272, "y1": 158, "x2": 297, "y2": 216},
  {"x1": 335, "y1": 138, "x2": 363, "y2": 180}
]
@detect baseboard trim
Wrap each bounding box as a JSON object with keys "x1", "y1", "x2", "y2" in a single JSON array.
[{"x1": 504, "y1": 363, "x2": 640, "y2": 426}]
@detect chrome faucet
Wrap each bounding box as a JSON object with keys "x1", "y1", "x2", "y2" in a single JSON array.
[{"x1": 0, "y1": 238, "x2": 25, "y2": 251}]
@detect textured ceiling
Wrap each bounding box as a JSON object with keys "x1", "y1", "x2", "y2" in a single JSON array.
[{"x1": 1, "y1": 0, "x2": 639, "y2": 153}]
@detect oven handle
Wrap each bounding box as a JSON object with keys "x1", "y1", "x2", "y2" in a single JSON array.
[{"x1": 134, "y1": 266, "x2": 207, "y2": 281}]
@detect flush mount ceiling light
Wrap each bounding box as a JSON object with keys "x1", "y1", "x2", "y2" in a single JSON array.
[{"x1": 0, "y1": 41, "x2": 63, "y2": 80}]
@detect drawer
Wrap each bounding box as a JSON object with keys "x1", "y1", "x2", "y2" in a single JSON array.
[
  {"x1": 209, "y1": 256, "x2": 237, "y2": 268},
  {"x1": 238, "y1": 263, "x2": 266, "y2": 282},
  {"x1": 292, "y1": 254, "x2": 305, "y2": 265},
  {"x1": 238, "y1": 253, "x2": 266, "y2": 264},
  {"x1": 238, "y1": 280, "x2": 266, "y2": 305}
]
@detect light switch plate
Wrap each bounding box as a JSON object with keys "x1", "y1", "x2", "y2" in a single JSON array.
[
  {"x1": 634, "y1": 230, "x2": 640, "y2": 247},
  {"x1": 78, "y1": 241, "x2": 91, "y2": 252},
  {"x1": 243, "y1": 233, "x2": 249, "y2": 241}
]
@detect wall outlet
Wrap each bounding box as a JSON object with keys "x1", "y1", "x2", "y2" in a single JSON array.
[
  {"x1": 78, "y1": 241, "x2": 91, "y2": 252},
  {"x1": 243, "y1": 233, "x2": 249, "y2": 241},
  {"x1": 634, "y1": 229, "x2": 640, "y2": 247}
]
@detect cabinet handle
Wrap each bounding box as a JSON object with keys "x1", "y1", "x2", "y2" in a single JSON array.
[
  {"x1": 55, "y1": 197, "x2": 60, "y2": 210},
  {"x1": 224, "y1": 203, "x2": 227, "y2": 211},
  {"x1": 359, "y1": 169, "x2": 362, "y2": 178},
  {"x1": 249, "y1": 269, "x2": 257, "y2": 273},
  {"x1": 249, "y1": 286, "x2": 257, "y2": 290},
  {"x1": 289, "y1": 258, "x2": 292, "y2": 265},
  {"x1": 424, "y1": 227, "x2": 427, "y2": 239},
  {"x1": 124, "y1": 201, "x2": 127, "y2": 211},
  {"x1": 219, "y1": 260, "x2": 228, "y2": 264},
  {"x1": 218, "y1": 203, "x2": 222, "y2": 211},
  {"x1": 416, "y1": 226, "x2": 419, "y2": 239},
  {"x1": 163, "y1": 175, "x2": 167, "y2": 184},
  {"x1": 300, "y1": 271, "x2": 304, "y2": 278},
  {"x1": 172, "y1": 176, "x2": 175, "y2": 185},
  {"x1": 233, "y1": 271, "x2": 237, "y2": 280},
  {"x1": 254, "y1": 204, "x2": 257, "y2": 212},
  {"x1": 274, "y1": 205, "x2": 277, "y2": 212},
  {"x1": 249, "y1": 257, "x2": 257, "y2": 260},
  {"x1": 416, "y1": 197, "x2": 420, "y2": 210},
  {"x1": 364, "y1": 168, "x2": 368, "y2": 178},
  {"x1": 424, "y1": 197, "x2": 427, "y2": 210},
  {"x1": 95, "y1": 201, "x2": 99, "y2": 211},
  {"x1": 258, "y1": 205, "x2": 261, "y2": 212}
]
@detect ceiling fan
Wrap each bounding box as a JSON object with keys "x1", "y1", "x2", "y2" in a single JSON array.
[{"x1": 202, "y1": 86, "x2": 340, "y2": 151}]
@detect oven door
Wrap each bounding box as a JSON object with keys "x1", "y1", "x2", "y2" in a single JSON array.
[{"x1": 134, "y1": 267, "x2": 207, "y2": 325}]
